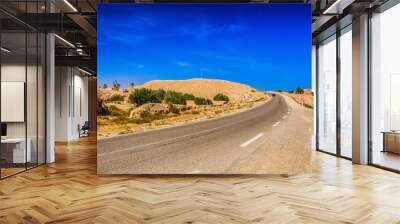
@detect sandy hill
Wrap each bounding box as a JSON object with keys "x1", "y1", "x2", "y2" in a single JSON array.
[
  {"x1": 139, "y1": 78, "x2": 262, "y2": 102},
  {"x1": 97, "y1": 88, "x2": 125, "y2": 101}
]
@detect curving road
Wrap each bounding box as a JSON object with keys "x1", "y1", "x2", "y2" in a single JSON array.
[{"x1": 98, "y1": 94, "x2": 313, "y2": 174}]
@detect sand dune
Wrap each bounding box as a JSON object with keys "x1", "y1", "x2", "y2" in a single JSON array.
[{"x1": 138, "y1": 78, "x2": 263, "y2": 102}]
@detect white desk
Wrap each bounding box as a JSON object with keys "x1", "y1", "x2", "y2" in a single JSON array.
[{"x1": 1, "y1": 138, "x2": 31, "y2": 163}]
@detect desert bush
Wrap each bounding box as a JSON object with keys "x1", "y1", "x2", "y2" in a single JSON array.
[
  {"x1": 109, "y1": 94, "x2": 124, "y2": 102},
  {"x1": 277, "y1": 90, "x2": 282, "y2": 92},
  {"x1": 155, "y1": 89, "x2": 166, "y2": 102},
  {"x1": 194, "y1": 97, "x2": 213, "y2": 105},
  {"x1": 164, "y1": 90, "x2": 186, "y2": 105},
  {"x1": 213, "y1": 93, "x2": 229, "y2": 102},
  {"x1": 129, "y1": 88, "x2": 210, "y2": 106},
  {"x1": 295, "y1": 86, "x2": 304, "y2": 94},
  {"x1": 139, "y1": 112, "x2": 165, "y2": 123},
  {"x1": 102, "y1": 84, "x2": 108, "y2": 89},
  {"x1": 182, "y1": 93, "x2": 195, "y2": 101},
  {"x1": 288, "y1": 90, "x2": 294, "y2": 94},
  {"x1": 97, "y1": 99, "x2": 110, "y2": 115},
  {"x1": 129, "y1": 88, "x2": 162, "y2": 105},
  {"x1": 170, "y1": 105, "x2": 181, "y2": 114}
]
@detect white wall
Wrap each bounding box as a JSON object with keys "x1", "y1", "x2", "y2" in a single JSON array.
[
  {"x1": 55, "y1": 67, "x2": 89, "y2": 141},
  {"x1": 1, "y1": 64, "x2": 41, "y2": 138},
  {"x1": 1, "y1": 65, "x2": 26, "y2": 138},
  {"x1": 1, "y1": 63, "x2": 46, "y2": 164},
  {"x1": 55, "y1": 67, "x2": 70, "y2": 141}
]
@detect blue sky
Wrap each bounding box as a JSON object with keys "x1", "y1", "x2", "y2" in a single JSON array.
[{"x1": 98, "y1": 4, "x2": 311, "y2": 91}]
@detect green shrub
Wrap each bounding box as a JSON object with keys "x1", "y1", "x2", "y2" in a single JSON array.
[
  {"x1": 194, "y1": 97, "x2": 213, "y2": 105},
  {"x1": 288, "y1": 90, "x2": 294, "y2": 94},
  {"x1": 213, "y1": 93, "x2": 229, "y2": 102},
  {"x1": 129, "y1": 88, "x2": 162, "y2": 105},
  {"x1": 295, "y1": 86, "x2": 304, "y2": 94},
  {"x1": 109, "y1": 94, "x2": 124, "y2": 102},
  {"x1": 129, "y1": 88, "x2": 210, "y2": 106},
  {"x1": 164, "y1": 90, "x2": 186, "y2": 105},
  {"x1": 182, "y1": 93, "x2": 195, "y2": 101},
  {"x1": 156, "y1": 89, "x2": 166, "y2": 101}
]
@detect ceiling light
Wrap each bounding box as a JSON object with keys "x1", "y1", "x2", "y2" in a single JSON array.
[
  {"x1": 76, "y1": 48, "x2": 85, "y2": 55},
  {"x1": 78, "y1": 67, "x2": 93, "y2": 76},
  {"x1": 323, "y1": 0, "x2": 354, "y2": 15},
  {"x1": 63, "y1": 0, "x2": 78, "y2": 12},
  {"x1": 323, "y1": 1, "x2": 341, "y2": 14},
  {"x1": 54, "y1": 34, "x2": 75, "y2": 48},
  {"x1": 1, "y1": 47, "x2": 11, "y2": 53}
]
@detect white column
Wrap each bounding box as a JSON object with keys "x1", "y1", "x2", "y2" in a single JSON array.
[
  {"x1": 352, "y1": 14, "x2": 369, "y2": 164},
  {"x1": 312, "y1": 45, "x2": 317, "y2": 150},
  {"x1": 46, "y1": 32, "x2": 55, "y2": 163}
]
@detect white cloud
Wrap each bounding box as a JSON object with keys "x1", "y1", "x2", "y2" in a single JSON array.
[{"x1": 176, "y1": 61, "x2": 189, "y2": 67}]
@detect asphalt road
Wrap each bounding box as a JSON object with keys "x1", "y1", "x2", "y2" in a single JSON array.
[{"x1": 98, "y1": 94, "x2": 299, "y2": 174}]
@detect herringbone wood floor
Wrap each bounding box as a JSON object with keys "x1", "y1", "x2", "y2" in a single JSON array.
[{"x1": 1, "y1": 136, "x2": 400, "y2": 223}]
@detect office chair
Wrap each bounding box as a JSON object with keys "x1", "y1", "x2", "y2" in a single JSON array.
[{"x1": 79, "y1": 121, "x2": 90, "y2": 138}]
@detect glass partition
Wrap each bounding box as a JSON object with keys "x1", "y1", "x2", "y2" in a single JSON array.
[
  {"x1": 339, "y1": 27, "x2": 352, "y2": 158},
  {"x1": 370, "y1": 3, "x2": 400, "y2": 171},
  {"x1": 27, "y1": 31, "x2": 38, "y2": 169},
  {"x1": 1, "y1": 31, "x2": 28, "y2": 177},
  {"x1": 317, "y1": 35, "x2": 337, "y2": 154},
  {"x1": 0, "y1": 2, "x2": 46, "y2": 179}
]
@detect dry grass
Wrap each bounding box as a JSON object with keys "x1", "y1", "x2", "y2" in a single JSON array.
[
  {"x1": 282, "y1": 90, "x2": 314, "y2": 108},
  {"x1": 98, "y1": 96, "x2": 269, "y2": 138}
]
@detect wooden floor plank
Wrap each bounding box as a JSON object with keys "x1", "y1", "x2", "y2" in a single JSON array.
[{"x1": 0, "y1": 136, "x2": 400, "y2": 223}]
